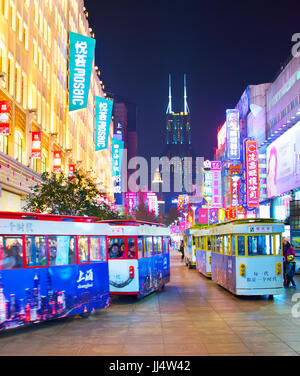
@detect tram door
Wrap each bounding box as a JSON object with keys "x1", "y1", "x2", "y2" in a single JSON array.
[{"x1": 107, "y1": 236, "x2": 139, "y2": 294}]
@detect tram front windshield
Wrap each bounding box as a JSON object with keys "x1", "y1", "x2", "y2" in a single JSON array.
[
  {"x1": 247, "y1": 235, "x2": 279, "y2": 256},
  {"x1": 108, "y1": 238, "x2": 125, "y2": 259}
]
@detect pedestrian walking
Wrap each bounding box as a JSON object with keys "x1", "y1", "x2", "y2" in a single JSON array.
[
  {"x1": 285, "y1": 254, "x2": 297, "y2": 288},
  {"x1": 179, "y1": 241, "x2": 184, "y2": 261},
  {"x1": 283, "y1": 237, "x2": 296, "y2": 288}
]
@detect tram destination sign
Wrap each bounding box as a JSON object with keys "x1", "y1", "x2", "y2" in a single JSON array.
[{"x1": 248, "y1": 225, "x2": 273, "y2": 233}]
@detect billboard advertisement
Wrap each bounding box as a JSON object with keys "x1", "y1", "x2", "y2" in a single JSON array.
[
  {"x1": 95, "y1": 96, "x2": 114, "y2": 151},
  {"x1": 69, "y1": 32, "x2": 96, "y2": 112},
  {"x1": 226, "y1": 109, "x2": 240, "y2": 160},
  {"x1": 112, "y1": 138, "x2": 124, "y2": 204},
  {"x1": 267, "y1": 121, "x2": 300, "y2": 198},
  {"x1": 245, "y1": 139, "x2": 260, "y2": 208}
]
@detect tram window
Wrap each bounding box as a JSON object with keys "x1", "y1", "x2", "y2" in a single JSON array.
[
  {"x1": 26, "y1": 236, "x2": 46, "y2": 267},
  {"x1": 207, "y1": 237, "x2": 211, "y2": 251},
  {"x1": 78, "y1": 236, "x2": 89, "y2": 263},
  {"x1": 0, "y1": 236, "x2": 23, "y2": 269},
  {"x1": 163, "y1": 237, "x2": 169, "y2": 254},
  {"x1": 216, "y1": 236, "x2": 220, "y2": 253},
  {"x1": 247, "y1": 236, "x2": 273, "y2": 256},
  {"x1": 145, "y1": 236, "x2": 153, "y2": 257},
  {"x1": 192, "y1": 236, "x2": 196, "y2": 246},
  {"x1": 128, "y1": 238, "x2": 136, "y2": 258},
  {"x1": 90, "y1": 236, "x2": 107, "y2": 262},
  {"x1": 237, "y1": 236, "x2": 245, "y2": 256},
  {"x1": 231, "y1": 235, "x2": 236, "y2": 256},
  {"x1": 138, "y1": 236, "x2": 144, "y2": 258},
  {"x1": 153, "y1": 237, "x2": 159, "y2": 255},
  {"x1": 108, "y1": 238, "x2": 126, "y2": 259},
  {"x1": 275, "y1": 235, "x2": 282, "y2": 255},
  {"x1": 157, "y1": 237, "x2": 163, "y2": 254},
  {"x1": 224, "y1": 236, "x2": 230, "y2": 255},
  {"x1": 48, "y1": 236, "x2": 76, "y2": 266}
]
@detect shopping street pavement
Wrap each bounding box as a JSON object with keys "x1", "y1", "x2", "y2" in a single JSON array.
[{"x1": 0, "y1": 251, "x2": 300, "y2": 356}]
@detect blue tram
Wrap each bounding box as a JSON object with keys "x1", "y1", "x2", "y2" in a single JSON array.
[
  {"x1": 102, "y1": 220, "x2": 171, "y2": 298},
  {"x1": 0, "y1": 212, "x2": 111, "y2": 331}
]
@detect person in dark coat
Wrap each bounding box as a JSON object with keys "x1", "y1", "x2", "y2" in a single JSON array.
[
  {"x1": 179, "y1": 241, "x2": 184, "y2": 261},
  {"x1": 283, "y1": 238, "x2": 296, "y2": 288}
]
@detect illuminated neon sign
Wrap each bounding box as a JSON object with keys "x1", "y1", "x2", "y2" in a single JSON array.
[
  {"x1": 245, "y1": 139, "x2": 260, "y2": 208},
  {"x1": 95, "y1": 96, "x2": 114, "y2": 151},
  {"x1": 31, "y1": 132, "x2": 41, "y2": 159},
  {"x1": 226, "y1": 109, "x2": 240, "y2": 160},
  {"x1": 69, "y1": 32, "x2": 96, "y2": 112}
]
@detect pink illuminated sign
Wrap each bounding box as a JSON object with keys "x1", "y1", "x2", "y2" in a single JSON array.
[{"x1": 245, "y1": 139, "x2": 260, "y2": 208}]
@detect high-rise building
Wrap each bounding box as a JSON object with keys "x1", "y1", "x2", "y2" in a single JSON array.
[
  {"x1": 0, "y1": 0, "x2": 114, "y2": 211},
  {"x1": 162, "y1": 74, "x2": 195, "y2": 211}
]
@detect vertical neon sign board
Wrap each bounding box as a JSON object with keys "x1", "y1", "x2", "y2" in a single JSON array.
[
  {"x1": 245, "y1": 139, "x2": 260, "y2": 208},
  {"x1": 0, "y1": 101, "x2": 10, "y2": 135},
  {"x1": 69, "y1": 32, "x2": 96, "y2": 112},
  {"x1": 95, "y1": 96, "x2": 114, "y2": 151},
  {"x1": 226, "y1": 109, "x2": 240, "y2": 160},
  {"x1": 112, "y1": 138, "x2": 124, "y2": 201}
]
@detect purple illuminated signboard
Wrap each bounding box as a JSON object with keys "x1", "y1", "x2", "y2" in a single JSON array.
[{"x1": 226, "y1": 109, "x2": 240, "y2": 160}]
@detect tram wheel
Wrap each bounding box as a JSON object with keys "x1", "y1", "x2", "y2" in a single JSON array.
[{"x1": 80, "y1": 312, "x2": 91, "y2": 319}]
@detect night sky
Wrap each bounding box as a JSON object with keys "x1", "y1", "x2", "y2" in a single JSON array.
[{"x1": 84, "y1": 0, "x2": 300, "y2": 161}]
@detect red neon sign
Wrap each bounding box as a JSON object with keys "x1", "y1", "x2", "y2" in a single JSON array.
[
  {"x1": 0, "y1": 101, "x2": 10, "y2": 135},
  {"x1": 245, "y1": 140, "x2": 260, "y2": 208}
]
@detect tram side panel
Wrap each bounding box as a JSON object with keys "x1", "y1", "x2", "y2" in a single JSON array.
[
  {"x1": 196, "y1": 249, "x2": 212, "y2": 278},
  {"x1": 211, "y1": 253, "x2": 237, "y2": 294},
  {"x1": 138, "y1": 253, "x2": 170, "y2": 298},
  {"x1": 0, "y1": 263, "x2": 110, "y2": 331}
]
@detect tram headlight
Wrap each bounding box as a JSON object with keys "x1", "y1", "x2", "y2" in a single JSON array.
[
  {"x1": 240, "y1": 263, "x2": 246, "y2": 276},
  {"x1": 276, "y1": 262, "x2": 282, "y2": 275}
]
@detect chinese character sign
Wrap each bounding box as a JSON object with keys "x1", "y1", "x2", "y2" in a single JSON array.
[
  {"x1": 69, "y1": 32, "x2": 96, "y2": 112},
  {"x1": 95, "y1": 96, "x2": 114, "y2": 151},
  {"x1": 112, "y1": 139, "x2": 124, "y2": 202},
  {"x1": 230, "y1": 176, "x2": 240, "y2": 207},
  {"x1": 0, "y1": 101, "x2": 10, "y2": 135},
  {"x1": 226, "y1": 109, "x2": 240, "y2": 160},
  {"x1": 211, "y1": 161, "x2": 222, "y2": 208},
  {"x1": 245, "y1": 139, "x2": 260, "y2": 208},
  {"x1": 31, "y1": 132, "x2": 41, "y2": 159}
]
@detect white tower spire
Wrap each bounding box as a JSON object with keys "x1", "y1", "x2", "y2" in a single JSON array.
[
  {"x1": 166, "y1": 74, "x2": 173, "y2": 114},
  {"x1": 184, "y1": 74, "x2": 190, "y2": 114}
]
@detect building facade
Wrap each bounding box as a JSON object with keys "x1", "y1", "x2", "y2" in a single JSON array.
[{"x1": 0, "y1": 0, "x2": 114, "y2": 211}]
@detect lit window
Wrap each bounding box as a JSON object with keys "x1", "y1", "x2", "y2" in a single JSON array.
[{"x1": 14, "y1": 130, "x2": 23, "y2": 162}]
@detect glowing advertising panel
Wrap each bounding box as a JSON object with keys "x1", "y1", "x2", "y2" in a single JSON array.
[
  {"x1": 211, "y1": 161, "x2": 222, "y2": 208},
  {"x1": 217, "y1": 122, "x2": 226, "y2": 150},
  {"x1": 0, "y1": 101, "x2": 10, "y2": 135},
  {"x1": 69, "y1": 32, "x2": 96, "y2": 112},
  {"x1": 112, "y1": 138, "x2": 124, "y2": 204},
  {"x1": 245, "y1": 139, "x2": 260, "y2": 208},
  {"x1": 95, "y1": 96, "x2": 114, "y2": 151},
  {"x1": 31, "y1": 132, "x2": 41, "y2": 159},
  {"x1": 267, "y1": 121, "x2": 300, "y2": 198},
  {"x1": 226, "y1": 109, "x2": 240, "y2": 160},
  {"x1": 230, "y1": 176, "x2": 240, "y2": 207}
]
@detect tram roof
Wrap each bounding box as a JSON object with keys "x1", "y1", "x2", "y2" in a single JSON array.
[
  {"x1": 0, "y1": 211, "x2": 98, "y2": 222},
  {"x1": 185, "y1": 218, "x2": 285, "y2": 235},
  {"x1": 98, "y1": 219, "x2": 165, "y2": 227}
]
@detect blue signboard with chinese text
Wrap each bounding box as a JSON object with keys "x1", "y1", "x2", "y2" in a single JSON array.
[
  {"x1": 95, "y1": 96, "x2": 114, "y2": 151},
  {"x1": 69, "y1": 32, "x2": 96, "y2": 112}
]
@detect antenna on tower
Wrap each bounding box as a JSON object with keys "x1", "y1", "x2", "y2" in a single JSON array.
[
  {"x1": 184, "y1": 74, "x2": 190, "y2": 114},
  {"x1": 166, "y1": 74, "x2": 173, "y2": 114}
]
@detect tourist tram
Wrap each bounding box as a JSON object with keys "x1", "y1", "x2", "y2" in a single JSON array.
[
  {"x1": 183, "y1": 228, "x2": 197, "y2": 269},
  {"x1": 102, "y1": 220, "x2": 171, "y2": 298},
  {"x1": 0, "y1": 212, "x2": 111, "y2": 331},
  {"x1": 186, "y1": 218, "x2": 285, "y2": 296}
]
